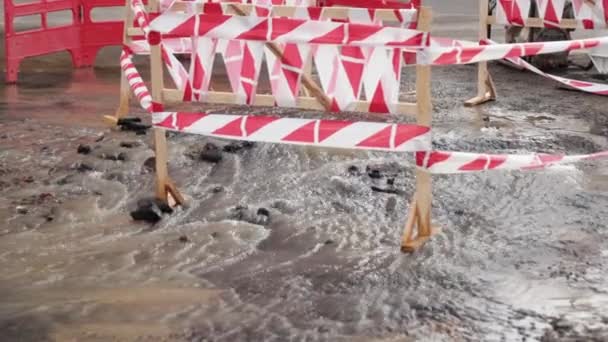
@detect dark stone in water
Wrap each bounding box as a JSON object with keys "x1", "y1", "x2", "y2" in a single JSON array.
[
  {"x1": 118, "y1": 118, "x2": 150, "y2": 133},
  {"x1": 454, "y1": 209, "x2": 465, "y2": 216},
  {"x1": 16, "y1": 206, "x2": 28, "y2": 214},
  {"x1": 231, "y1": 205, "x2": 270, "y2": 225},
  {"x1": 142, "y1": 157, "x2": 155, "y2": 173},
  {"x1": 117, "y1": 117, "x2": 142, "y2": 124},
  {"x1": 324, "y1": 239, "x2": 334, "y2": 245},
  {"x1": 178, "y1": 235, "x2": 190, "y2": 243},
  {"x1": 199, "y1": 143, "x2": 222, "y2": 163},
  {"x1": 347, "y1": 165, "x2": 360, "y2": 175},
  {"x1": 98, "y1": 150, "x2": 126, "y2": 162},
  {"x1": 120, "y1": 141, "x2": 140, "y2": 148},
  {"x1": 371, "y1": 186, "x2": 403, "y2": 195},
  {"x1": 76, "y1": 162, "x2": 94, "y2": 173},
  {"x1": 131, "y1": 197, "x2": 174, "y2": 223},
  {"x1": 212, "y1": 186, "x2": 224, "y2": 193},
  {"x1": 77, "y1": 144, "x2": 91, "y2": 155},
  {"x1": 386, "y1": 178, "x2": 395, "y2": 186},
  {"x1": 223, "y1": 141, "x2": 255, "y2": 153},
  {"x1": 131, "y1": 202, "x2": 163, "y2": 223},
  {"x1": 367, "y1": 168, "x2": 382, "y2": 179},
  {"x1": 136, "y1": 197, "x2": 173, "y2": 214},
  {"x1": 211, "y1": 232, "x2": 219, "y2": 238}
]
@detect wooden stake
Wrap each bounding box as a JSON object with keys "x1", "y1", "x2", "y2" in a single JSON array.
[
  {"x1": 464, "y1": 0, "x2": 497, "y2": 107},
  {"x1": 401, "y1": 6, "x2": 437, "y2": 253},
  {"x1": 150, "y1": 0, "x2": 185, "y2": 206}
]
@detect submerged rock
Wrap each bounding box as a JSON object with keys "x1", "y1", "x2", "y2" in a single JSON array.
[
  {"x1": 130, "y1": 197, "x2": 173, "y2": 223},
  {"x1": 199, "y1": 143, "x2": 223, "y2": 163},
  {"x1": 371, "y1": 186, "x2": 404, "y2": 195},
  {"x1": 142, "y1": 157, "x2": 155, "y2": 173},
  {"x1": 120, "y1": 141, "x2": 140, "y2": 148},
  {"x1": 77, "y1": 144, "x2": 91, "y2": 155},
  {"x1": 367, "y1": 168, "x2": 382, "y2": 179},
  {"x1": 75, "y1": 162, "x2": 94, "y2": 173},
  {"x1": 347, "y1": 165, "x2": 360, "y2": 176},
  {"x1": 223, "y1": 141, "x2": 255, "y2": 153},
  {"x1": 230, "y1": 205, "x2": 270, "y2": 225}
]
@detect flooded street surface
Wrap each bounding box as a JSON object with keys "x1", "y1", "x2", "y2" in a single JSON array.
[{"x1": 1, "y1": 1, "x2": 608, "y2": 341}]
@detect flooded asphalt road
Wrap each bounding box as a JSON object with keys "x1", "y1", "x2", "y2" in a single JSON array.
[{"x1": 1, "y1": 1, "x2": 608, "y2": 341}]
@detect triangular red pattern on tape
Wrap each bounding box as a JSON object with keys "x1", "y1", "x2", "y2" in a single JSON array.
[
  {"x1": 213, "y1": 116, "x2": 244, "y2": 136},
  {"x1": 281, "y1": 44, "x2": 303, "y2": 68},
  {"x1": 356, "y1": 125, "x2": 391, "y2": 148},
  {"x1": 192, "y1": 55, "x2": 204, "y2": 90},
  {"x1": 543, "y1": 0, "x2": 560, "y2": 27},
  {"x1": 416, "y1": 151, "x2": 451, "y2": 168},
  {"x1": 318, "y1": 120, "x2": 352, "y2": 141},
  {"x1": 183, "y1": 83, "x2": 193, "y2": 102},
  {"x1": 155, "y1": 114, "x2": 175, "y2": 129},
  {"x1": 458, "y1": 46, "x2": 484, "y2": 64},
  {"x1": 487, "y1": 155, "x2": 507, "y2": 169},
  {"x1": 368, "y1": 84, "x2": 390, "y2": 114},
  {"x1": 282, "y1": 120, "x2": 316, "y2": 143},
  {"x1": 345, "y1": 23, "x2": 384, "y2": 44},
  {"x1": 175, "y1": 112, "x2": 207, "y2": 130},
  {"x1": 458, "y1": 156, "x2": 488, "y2": 171},
  {"x1": 505, "y1": 45, "x2": 524, "y2": 58},
  {"x1": 245, "y1": 116, "x2": 279, "y2": 135},
  {"x1": 283, "y1": 68, "x2": 301, "y2": 95},
  {"x1": 394, "y1": 125, "x2": 429, "y2": 147},
  {"x1": 237, "y1": 19, "x2": 269, "y2": 43},
  {"x1": 432, "y1": 49, "x2": 459, "y2": 65},
  {"x1": 524, "y1": 43, "x2": 544, "y2": 57},
  {"x1": 340, "y1": 46, "x2": 365, "y2": 96},
  {"x1": 385, "y1": 35, "x2": 423, "y2": 47},
  {"x1": 511, "y1": 0, "x2": 525, "y2": 26},
  {"x1": 330, "y1": 98, "x2": 342, "y2": 112},
  {"x1": 309, "y1": 26, "x2": 346, "y2": 45},
  {"x1": 270, "y1": 18, "x2": 306, "y2": 41},
  {"x1": 307, "y1": 7, "x2": 322, "y2": 20},
  {"x1": 195, "y1": 14, "x2": 233, "y2": 36}
]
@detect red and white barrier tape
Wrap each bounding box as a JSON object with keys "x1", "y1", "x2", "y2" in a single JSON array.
[
  {"x1": 152, "y1": 111, "x2": 431, "y2": 152},
  {"x1": 122, "y1": 46, "x2": 607, "y2": 174},
  {"x1": 496, "y1": 0, "x2": 608, "y2": 29},
  {"x1": 120, "y1": 48, "x2": 153, "y2": 113},
  {"x1": 483, "y1": 39, "x2": 608, "y2": 96},
  {"x1": 416, "y1": 150, "x2": 608, "y2": 174},
  {"x1": 148, "y1": 13, "x2": 427, "y2": 48},
  {"x1": 425, "y1": 36, "x2": 607, "y2": 65}
]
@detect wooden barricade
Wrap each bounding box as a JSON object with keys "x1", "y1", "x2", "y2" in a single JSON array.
[
  {"x1": 466, "y1": 0, "x2": 608, "y2": 106},
  {"x1": 112, "y1": 0, "x2": 437, "y2": 252}
]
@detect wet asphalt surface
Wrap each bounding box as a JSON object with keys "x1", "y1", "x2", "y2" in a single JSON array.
[{"x1": 1, "y1": 1, "x2": 608, "y2": 341}]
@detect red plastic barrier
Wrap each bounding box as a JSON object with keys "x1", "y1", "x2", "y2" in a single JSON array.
[
  {"x1": 3, "y1": 0, "x2": 124, "y2": 83},
  {"x1": 80, "y1": 0, "x2": 124, "y2": 66},
  {"x1": 4, "y1": 0, "x2": 83, "y2": 83}
]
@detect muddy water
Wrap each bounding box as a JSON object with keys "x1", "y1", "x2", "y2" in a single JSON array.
[{"x1": 1, "y1": 1, "x2": 608, "y2": 341}]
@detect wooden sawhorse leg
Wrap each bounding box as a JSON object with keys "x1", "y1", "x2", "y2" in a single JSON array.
[{"x1": 401, "y1": 170, "x2": 439, "y2": 253}]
